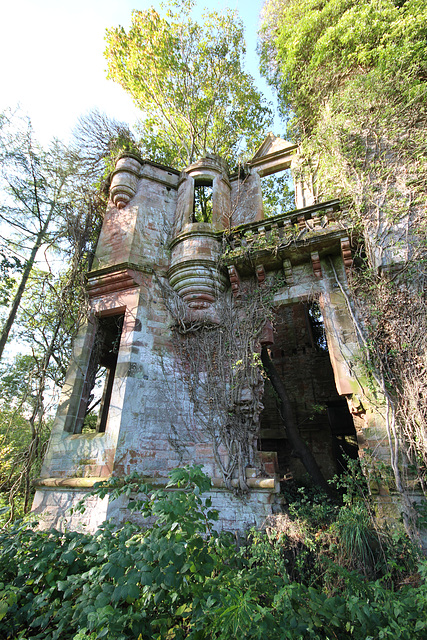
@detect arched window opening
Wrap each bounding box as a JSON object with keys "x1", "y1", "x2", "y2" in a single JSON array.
[{"x1": 193, "y1": 179, "x2": 213, "y2": 223}]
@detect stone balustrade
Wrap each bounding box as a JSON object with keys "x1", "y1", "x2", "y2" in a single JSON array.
[{"x1": 221, "y1": 199, "x2": 347, "y2": 274}]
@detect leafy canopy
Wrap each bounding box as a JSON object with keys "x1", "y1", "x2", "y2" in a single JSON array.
[
  {"x1": 259, "y1": 0, "x2": 427, "y2": 132},
  {"x1": 105, "y1": 0, "x2": 273, "y2": 168}
]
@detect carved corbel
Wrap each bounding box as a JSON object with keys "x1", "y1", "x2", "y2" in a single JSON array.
[
  {"x1": 297, "y1": 214, "x2": 306, "y2": 231},
  {"x1": 341, "y1": 237, "x2": 353, "y2": 277},
  {"x1": 311, "y1": 252, "x2": 322, "y2": 278},
  {"x1": 227, "y1": 265, "x2": 241, "y2": 299},
  {"x1": 260, "y1": 319, "x2": 274, "y2": 346},
  {"x1": 282, "y1": 259, "x2": 293, "y2": 285},
  {"x1": 256, "y1": 264, "x2": 266, "y2": 286}
]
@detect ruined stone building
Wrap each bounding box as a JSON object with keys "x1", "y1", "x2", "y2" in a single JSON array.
[{"x1": 33, "y1": 135, "x2": 405, "y2": 531}]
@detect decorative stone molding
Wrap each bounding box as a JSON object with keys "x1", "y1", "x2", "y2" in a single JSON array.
[
  {"x1": 109, "y1": 153, "x2": 143, "y2": 210},
  {"x1": 34, "y1": 475, "x2": 279, "y2": 492},
  {"x1": 34, "y1": 477, "x2": 109, "y2": 488},
  {"x1": 86, "y1": 264, "x2": 145, "y2": 297},
  {"x1": 168, "y1": 260, "x2": 225, "y2": 308},
  {"x1": 311, "y1": 251, "x2": 322, "y2": 278},
  {"x1": 86, "y1": 271, "x2": 139, "y2": 298}
]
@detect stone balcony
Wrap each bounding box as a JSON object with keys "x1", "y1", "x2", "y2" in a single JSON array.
[{"x1": 221, "y1": 198, "x2": 349, "y2": 275}]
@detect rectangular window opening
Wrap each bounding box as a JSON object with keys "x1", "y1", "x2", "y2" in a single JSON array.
[
  {"x1": 74, "y1": 313, "x2": 124, "y2": 434},
  {"x1": 261, "y1": 169, "x2": 295, "y2": 218},
  {"x1": 193, "y1": 180, "x2": 213, "y2": 223}
]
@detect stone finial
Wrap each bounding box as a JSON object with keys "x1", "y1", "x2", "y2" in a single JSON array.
[{"x1": 109, "y1": 153, "x2": 143, "y2": 210}]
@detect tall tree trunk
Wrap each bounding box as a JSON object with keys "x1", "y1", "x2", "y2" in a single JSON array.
[
  {"x1": 261, "y1": 345, "x2": 331, "y2": 494},
  {"x1": 0, "y1": 210, "x2": 54, "y2": 361}
]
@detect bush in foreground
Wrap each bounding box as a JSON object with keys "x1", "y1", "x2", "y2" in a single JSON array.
[{"x1": 0, "y1": 465, "x2": 426, "y2": 639}]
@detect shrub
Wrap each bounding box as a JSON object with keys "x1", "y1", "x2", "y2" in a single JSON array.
[{"x1": 0, "y1": 465, "x2": 426, "y2": 639}]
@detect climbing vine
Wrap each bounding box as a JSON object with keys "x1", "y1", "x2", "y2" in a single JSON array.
[{"x1": 161, "y1": 280, "x2": 267, "y2": 491}]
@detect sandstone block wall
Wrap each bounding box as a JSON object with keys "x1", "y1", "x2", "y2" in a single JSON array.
[{"x1": 34, "y1": 138, "x2": 407, "y2": 534}]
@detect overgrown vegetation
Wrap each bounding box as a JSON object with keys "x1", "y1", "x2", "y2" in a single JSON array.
[
  {"x1": 259, "y1": 0, "x2": 427, "y2": 530},
  {"x1": 0, "y1": 3, "x2": 426, "y2": 635},
  {"x1": 0, "y1": 466, "x2": 426, "y2": 639}
]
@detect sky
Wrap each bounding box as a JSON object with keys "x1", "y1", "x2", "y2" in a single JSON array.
[
  {"x1": 0, "y1": 0, "x2": 282, "y2": 363},
  {"x1": 0, "y1": 0, "x2": 279, "y2": 146}
]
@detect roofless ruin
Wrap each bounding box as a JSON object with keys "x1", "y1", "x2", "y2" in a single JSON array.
[{"x1": 33, "y1": 135, "x2": 410, "y2": 531}]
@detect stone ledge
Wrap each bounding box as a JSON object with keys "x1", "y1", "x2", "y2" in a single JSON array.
[
  {"x1": 34, "y1": 475, "x2": 279, "y2": 492},
  {"x1": 34, "y1": 477, "x2": 109, "y2": 489}
]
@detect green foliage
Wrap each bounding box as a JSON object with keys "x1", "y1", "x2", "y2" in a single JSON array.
[
  {"x1": 261, "y1": 171, "x2": 295, "y2": 217},
  {"x1": 0, "y1": 466, "x2": 426, "y2": 639},
  {"x1": 260, "y1": 0, "x2": 427, "y2": 131},
  {"x1": 0, "y1": 253, "x2": 22, "y2": 307},
  {"x1": 105, "y1": 0, "x2": 272, "y2": 168}
]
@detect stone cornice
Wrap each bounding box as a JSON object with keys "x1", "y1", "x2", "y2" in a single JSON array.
[
  {"x1": 34, "y1": 476, "x2": 279, "y2": 492},
  {"x1": 86, "y1": 262, "x2": 152, "y2": 297}
]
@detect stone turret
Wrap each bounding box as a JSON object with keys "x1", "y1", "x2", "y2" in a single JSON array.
[{"x1": 168, "y1": 155, "x2": 229, "y2": 311}]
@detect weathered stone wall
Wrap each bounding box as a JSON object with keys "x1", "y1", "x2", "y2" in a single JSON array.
[
  {"x1": 34, "y1": 154, "x2": 284, "y2": 532},
  {"x1": 230, "y1": 170, "x2": 264, "y2": 226},
  {"x1": 35, "y1": 137, "x2": 407, "y2": 534}
]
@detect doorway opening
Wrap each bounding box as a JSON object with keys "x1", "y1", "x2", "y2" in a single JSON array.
[{"x1": 259, "y1": 301, "x2": 358, "y2": 482}]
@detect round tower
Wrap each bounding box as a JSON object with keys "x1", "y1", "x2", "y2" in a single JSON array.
[{"x1": 168, "y1": 155, "x2": 230, "y2": 310}]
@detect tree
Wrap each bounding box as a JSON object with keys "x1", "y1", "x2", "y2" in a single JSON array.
[
  {"x1": 262, "y1": 172, "x2": 295, "y2": 217},
  {"x1": 105, "y1": 0, "x2": 273, "y2": 168},
  {"x1": 260, "y1": 0, "x2": 427, "y2": 135},
  {"x1": 0, "y1": 109, "x2": 133, "y2": 363},
  {"x1": 0, "y1": 122, "x2": 75, "y2": 361},
  {"x1": 259, "y1": 0, "x2": 427, "y2": 530},
  {"x1": 71, "y1": 108, "x2": 137, "y2": 185}
]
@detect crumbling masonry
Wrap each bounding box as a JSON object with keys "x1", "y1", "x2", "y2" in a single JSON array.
[{"x1": 33, "y1": 135, "x2": 410, "y2": 531}]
